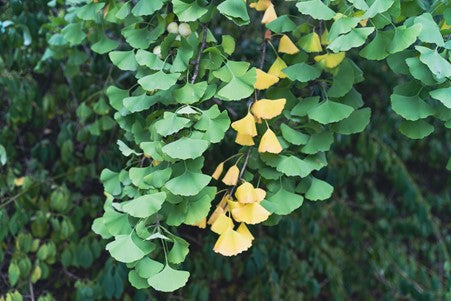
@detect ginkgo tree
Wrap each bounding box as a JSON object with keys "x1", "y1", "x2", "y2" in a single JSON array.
[{"x1": 47, "y1": 0, "x2": 451, "y2": 292}]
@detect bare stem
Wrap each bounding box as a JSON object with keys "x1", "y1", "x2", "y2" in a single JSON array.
[{"x1": 190, "y1": 24, "x2": 208, "y2": 84}]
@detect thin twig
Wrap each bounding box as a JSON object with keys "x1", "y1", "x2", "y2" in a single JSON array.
[
  {"x1": 190, "y1": 24, "x2": 208, "y2": 84},
  {"x1": 29, "y1": 281, "x2": 35, "y2": 301}
]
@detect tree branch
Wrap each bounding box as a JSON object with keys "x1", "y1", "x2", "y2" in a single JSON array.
[{"x1": 190, "y1": 24, "x2": 208, "y2": 84}]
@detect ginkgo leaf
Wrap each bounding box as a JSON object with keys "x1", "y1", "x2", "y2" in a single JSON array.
[
  {"x1": 314, "y1": 52, "x2": 345, "y2": 68},
  {"x1": 399, "y1": 120, "x2": 434, "y2": 139},
  {"x1": 254, "y1": 69, "x2": 279, "y2": 90},
  {"x1": 268, "y1": 57, "x2": 288, "y2": 78},
  {"x1": 222, "y1": 165, "x2": 240, "y2": 186},
  {"x1": 236, "y1": 223, "x2": 254, "y2": 241},
  {"x1": 211, "y1": 213, "x2": 234, "y2": 234},
  {"x1": 250, "y1": 0, "x2": 271, "y2": 11},
  {"x1": 109, "y1": 50, "x2": 137, "y2": 71},
  {"x1": 387, "y1": 24, "x2": 422, "y2": 54},
  {"x1": 327, "y1": 16, "x2": 361, "y2": 41},
  {"x1": 305, "y1": 177, "x2": 334, "y2": 201},
  {"x1": 258, "y1": 128, "x2": 283, "y2": 154},
  {"x1": 429, "y1": 87, "x2": 451, "y2": 109},
  {"x1": 276, "y1": 155, "x2": 313, "y2": 178},
  {"x1": 278, "y1": 35, "x2": 299, "y2": 54},
  {"x1": 235, "y1": 182, "x2": 258, "y2": 203},
  {"x1": 255, "y1": 188, "x2": 266, "y2": 202},
  {"x1": 298, "y1": 32, "x2": 322, "y2": 53},
  {"x1": 362, "y1": 0, "x2": 394, "y2": 19},
  {"x1": 266, "y1": 15, "x2": 297, "y2": 33},
  {"x1": 232, "y1": 202, "x2": 271, "y2": 224},
  {"x1": 308, "y1": 100, "x2": 354, "y2": 124},
  {"x1": 251, "y1": 98, "x2": 286, "y2": 119},
  {"x1": 390, "y1": 94, "x2": 434, "y2": 121},
  {"x1": 121, "y1": 192, "x2": 166, "y2": 218},
  {"x1": 147, "y1": 265, "x2": 190, "y2": 292},
  {"x1": 218, "y1": 0, "x2": 250, "y2": 26},
  {"x1": 162, "y1": 137, "x2": 209, "y2": 160},
  {"x1": 231, "y1": 112, "x2": 258, "y2": 136},
  {"x1": 414, "y1": 13, "x2": 444, "y2": 46},
  {"x1": 280, "y1": 124, "x2": 309, "y2": 145},
  {"x1": 213, "y1": 227, "x2": 252, "y2": 256},
  {"x1": 138, "y1": 71, "x2": 181, "y2": 91},
  {"x1": 235, "y1": 133, "x2": 255, "y2": 146},
  {"x1": 416, "y1": 46, "x2": 451, "y2": 80},
  {"x1": 261, "y1": 3, "x2": 277, "y2": 24},
  {"x1": 283, "y1": 63, "x2": 322, "y2": 82},
  {"x1": 212, "y1": 162, "x2": 224, "y2": 180},
  {"x1": 135, "y1": 257, "x2": 164, "y2": 278},
  {"x1": 296, "y1": 0, "x2": 335, "y2": 20},
  {"x1": 188, "y1": 217, "x2": 207, "y2": 229},
  {"x1": 154, "y1": 112, "x2": 191, "y2": 137},
  {"x1": 327, "y1": 27, "x2": 375, "y2": 52},
  {"x1": 106, "y1": 234, "x2": 150, "y2": 263},
  {"x1": 172, "y1": 0, "x2": 208, "y2": 22},
  {"x1": 359, "y1": 30, "x2": 394, "y2": 60},
  {"x1": 262, "y1": 186, "x2": 303, "y2": 215}
]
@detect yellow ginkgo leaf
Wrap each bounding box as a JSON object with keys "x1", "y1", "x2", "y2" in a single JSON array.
[
  {"x1": 14, "y1": 177, "x2": 25, "y2": 186},
  {"x1": 258, "y1": 128, "x2": 283, "y2": 154},
  {"x1": 227, "y1": 198, "x2": 241, "y2": 210},
  {"x1": 441, "y1": 21, "x2": 451, "y2": 30},
  {"x1": 314, "y1": 52, "x2": 346, "y2": 69},
  {"x1": 255, "y1": 187, "x2": 266, "y2": 202},
  {"x1": 207, "y1": 205, "x2": 224, "y2": 225},
  {"x1": 251, "y1": 98, "x2": 286, "y2": 120},
  {"x1": 261, "y1": 3, "x2": 277, "y2": 24},
  {"x1": 231, "y1": 112, "x2": 258, "y2": 137},
  {"x1": 232, "y1": 202, "x2": 271, "y2": 224},
  {"x1": 189, "y1": 217, "x2": 206, "y2": 229},
  {"x1": 237, "y1": 223, "x2": 254, "y2": 241},
  {"x1": 249, "y1": 0, "x2": 271, "y2": 11},
  {"x1": 235, "y1": 182, "x2": 258, "y2": 203},
  {"x1": 211, "y1": 213, "x2": 234, "y2": 234},
  {"x1": 212, "y1": 162, "x2": 224, "y2": 180},
  {"x1": 222, "y1": 165, "x2": 240, "y2": 186},
  {"x1": 268, "y1": 57, "x2": 287, "y2": 79},
  {"x1": 320, "y1": 29, "x2": 330, "y2": 45},
  {"x1": 254, "y1": 68, "x2": 279, "y2": 90},
  {"x1": 298, "y1": 32, "x2": 322, "y2": 53},
  {"x1": 278, "y1": 35, "x2": 300, "y2": 54},
  {"x1": 235, "y1": 133, "x2": 255, "y2": 146},
  {"x1": 213, "y1": 227, "x2": 252, "y2": 256}
]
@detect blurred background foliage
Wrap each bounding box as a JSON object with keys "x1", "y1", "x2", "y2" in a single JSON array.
[{"x1": 0, "y1": 0, "x2": 449, "y2": 300}]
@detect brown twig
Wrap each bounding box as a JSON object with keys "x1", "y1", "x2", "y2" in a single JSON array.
[
  {"x1": 190, "y1": 24, "x2": 208, "y2": 84},
  {"x1": 29, "y1": 281, "x2": 35, "y2": 301}
]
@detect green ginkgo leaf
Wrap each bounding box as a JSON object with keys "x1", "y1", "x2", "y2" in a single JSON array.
[
  {"x1": 76, "y1": 2, "x2": 105, "y2": 20},
  {"x1": 276, "y1": 155, "x2": 313, "y2": 178},
  {"x1": 128, "y1": 270, "x2": 150, "y2": 289},
  {"x1": 308, "y1": 100, "x2": 354, "y2": 124},
  {"x1": 132, "y1": 0, "x2": 164, "y2": 16},
  {"x1": 262, "y1": 186, "x2": 304, "y2": 215},
  {"x1": 103, "y1": 207, "x2": 133, "y2": 236},
  {"x1": 100, "y1": 169, "x2": 121, "y2": 195},
  {"x1": 296, "y1": 0, "x2": 335, "y2": 20},
  {"x1": 154, "y1": 112, "x2": 192, "y2": 137},
  {"x1": 109, "y1": 50, "x2": 137, "y2": 71},
  {"x1": 399, "y1": 120, "x2": 434, "y2": 139},
  {"x1": 387, "y1": 24, "x2": 422, "y2": 54},
  {"x1": 415, "y1": 46, "x2": 451, "y2": 80},
  {"x1": 305, "y1": 177, "x2": 334, "y2": 201},
  {"x1": 165, "y1": 170, "x2": 211, "y2": 196},
  {"x1": 162, "y1": 137, "x2": 209, "y2": 160},
  {"x1": 147, "y1": 265, "x2": 190, "y2": 292},
  {"x1": 173, "y1": 82, "x2": 208, "y2": 104},
  {"x1": 194, "y1": 105, "x2": 230, "y2": 143},
  {"x1": 362, "y1": 0, "x2": 394, "y2": 18},
  {"x1": 123, "y1": 93, "x2": 159, "y2": 113},
  {"x1": 115, "y1": 2, "x2": 131, "y2": 19},
  {"x1": 138, "y1": 71, "x2": 181, "y2": 91},
  {"x1": 122, "y1": 26, "x2": 153, "y2": 49},
  {"x1": 136, "y1": 257, "x2": 164, "y2": 278},
  {"x1": 328, "y1": 16, "x2": 361, "y2": 41},
  {"x1": 328, "y1": 27, "x2": 375, "y2": 53},
  {"x1": 61, "y1": 23, "x2": 86, "y2": 46},
  {"x1": 301, "y1": 131, "x2": 334, "y2": 154},
  {"x1": 184, "y1": 187, "x2": 216, "y2": 224},
  {"x1": 216, "y1": 69, "x2": 256, "y2": 101},
  {"x1": 333, "y1": 108, "x2": 371, "y2": 134},
  {"x1": 327, "y1": 59, "x2": 355, "y2": 97},
  {"x1": 429, "y1": 87, "x2": 451, "y2": 109},
  {"x1": 168, "y1": 237, "x2": 190, "y2": 264},
  {"x1": 135, "y1": 50, "x2": 165, "y2": 70},
  {"x1": 359, "y1": 30, "x2": 394, "y2": 60},
  {"x1": 414, "y1": 13, "x2": 444, "y2": 46},
  {"x1": 91, "y1": 36, "x2": 119, "y2": 54},
  {"x1": 391, "y1": 94, "x2": 434, "y2": 121},
  {"x1": 172, "y1": 0, "x2": 208, "y2": 22},
  {"x1": 283, "y1": 63, "x2": 322, "y2": 82},
  {"x1": 106, "y1": 234, "x2": 148, "y2": 263},
  {"x1": 121, "y1": 192, "x2": 167, "y2": 218},
  {"x1": 266, "y1": 16, "x2": 297, "y2": 33},
  {"x1": 280, "y1": 124, "x2": 309, "y2": 145},
  {"x1": 218, "y1": 0, "x2": 250, "y2": 26},
  {"x1": 405, "y1": 57, "x2": 439, "y2": 86}
]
